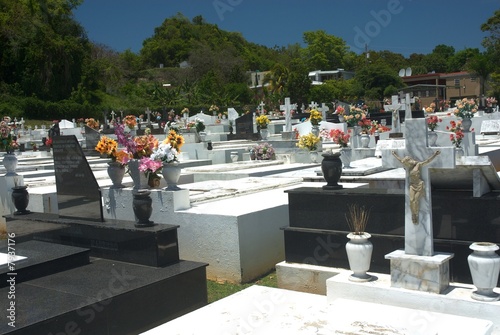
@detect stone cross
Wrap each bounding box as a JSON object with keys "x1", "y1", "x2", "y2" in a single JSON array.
[
  {"x1": 120, "y1": 110, "x2": 124, "y2": 119},
  {"x1": 384, "y1": 95, "x2": 403, "y2": 134},
  {"x1": 320, "y1": 103, "x2": 329, "y2": 121},
  {"x1": 309, "y1": 101, "x2": 318, "y2": 110},
  {"x1": 382, "y1": 119, "x2": 455, "y2": 256},
  {"x1": 145, "y1": 107, "x2": 152, "y2": 126},
  {"x1": 400, "y1": 93, "x2": 415, "y2": 120},
  {"x1": 258, "y1": 101, "x2": 265, "y2": 114},
  {"x1": 280, "y1": 97, "x2": 295, "y2": 133},
  {"x1": 111, "y1": 111, "x2": 116, "y2": 120}
]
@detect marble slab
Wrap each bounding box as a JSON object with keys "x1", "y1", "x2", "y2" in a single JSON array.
[
  {"x1": 142, "y1": 285, "x2": 493, "y2": 335},
  {"x1": 385, "y1": 249, "x2": 454, "y2": 293}
]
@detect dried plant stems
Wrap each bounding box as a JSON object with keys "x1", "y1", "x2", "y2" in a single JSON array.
[{"x1": 345, "y1": 204, "x2": 371, "y2": 234}]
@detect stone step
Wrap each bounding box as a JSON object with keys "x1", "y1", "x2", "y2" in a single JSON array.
[{"x1": 0, "y1": 240, "x2": 90, "y2": 287}]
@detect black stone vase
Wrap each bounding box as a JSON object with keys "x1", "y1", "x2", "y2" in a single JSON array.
[
  {"x1": 11, "y1": 186, "x2": 30, "y2": 215},
  {"x1": 132, "y1": 190, "x2": 154, "y2": 227},
  {"x1": 321, "y1": 152, "x2": 343, "y2": 190}
]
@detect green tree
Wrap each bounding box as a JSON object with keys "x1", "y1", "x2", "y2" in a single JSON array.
[
  {"x1": 354, "y1": 62, "x2": 403, "y2": 101},
  {"x1": 302, "y1": 30, "x2": 348, "y2": 70}
]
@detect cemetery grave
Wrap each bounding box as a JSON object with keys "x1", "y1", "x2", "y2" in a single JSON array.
[{"x1": 1, "y1": 98, "x2": 500, "y2": 333}]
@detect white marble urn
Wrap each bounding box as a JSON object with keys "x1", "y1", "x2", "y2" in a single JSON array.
[
  {"x1": 467, "y1": 242, "x2": 500, "y2": 301},
  {"x1": 346, "y1": 232, "x2": 373, "y2": 282}
]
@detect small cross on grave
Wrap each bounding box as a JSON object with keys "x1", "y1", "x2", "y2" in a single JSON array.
[
  {"x1": 145, "y1": 107, "x2": 152, "y2": 126},
  {"x1": 280, "y1": 97, "x2": 295, "y2": 133},
  {"x1": 309, "y1": 101, "x2": 318, "y2": 110},
  {"x1": 320, "y1": 103, "x2": 329, "y2": 121},
  {"x1": 384, "y1": 95, "x2": 403, "y2": 137},
  {"x1": 383, "y1": 119, "x2": 456, "y2": 293},
  {"x1": 258, "y1": 101, "x2": 265, "y2": 114},
  {"x1": 111, "y1": 111, "x2": 116, "y2": 120},
  {"x1": 120, "y1": 110, "x2": 124, "y2": 120},
  {"x1": 400, "y1": 93, "x2": 415, "y2": 120},
  {"x1": 382, "y1": 119, "x2": 455, "y2": 256}
]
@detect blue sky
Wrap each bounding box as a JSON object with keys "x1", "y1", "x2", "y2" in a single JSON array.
[{"x1": 74, "y1": 0, "x2": 498, "y2": 57}]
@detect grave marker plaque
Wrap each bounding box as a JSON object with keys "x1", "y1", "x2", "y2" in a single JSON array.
[{"x1": 52, "y1": 135, "x2": 103, "y2": 221}]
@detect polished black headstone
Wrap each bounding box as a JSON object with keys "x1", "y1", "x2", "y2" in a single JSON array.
[
  {"x1": 52, "y1": 135, "x2": 103, "y2": 221},
  {"x1": 283, "y1": 187, "x2": 500, "y2": 285},
  {"x1": 228, "y1": 113, "x2": 260, "y2": 140}
]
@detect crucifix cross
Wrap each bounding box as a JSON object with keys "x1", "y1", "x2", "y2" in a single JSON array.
[
  {"x1": 384, "y1": 95, "x2": 403, "y2": 134},
  {"x1": 280, "y1": 97, "x2": 295, "y2": 133},
  {"x1": 382, "y1": 119, "x2": 455, "y2": 256},
  {"x1": 111, "y1": 111, "x2": 116, "y2": 120}
]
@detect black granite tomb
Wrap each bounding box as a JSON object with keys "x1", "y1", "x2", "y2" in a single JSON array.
[{"x1": 282, "y1": 187, "x2": 500, "y2": 286}]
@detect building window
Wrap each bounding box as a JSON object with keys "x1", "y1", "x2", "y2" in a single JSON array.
[
  {"x1": 470, "y1": 77, "x2": 477, "y2": 82},
  {"x1": 454, "y1": 79, "x2": 460, "y2": 87}
]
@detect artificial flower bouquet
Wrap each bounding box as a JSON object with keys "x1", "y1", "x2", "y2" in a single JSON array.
[
  {"x1": 454, "y1": 98, "x2": 478, "y2": 119},
  {"x1": 447, "y1": 120, "x2": 464, "y2": 148},
  {"x1": 330, "y1": 129, "x2": 350, "y2": 148},
  {"x1": 427, "y1": 115, "x2": 442, "y2": 131},
  {"x1": 296, "y1": 133, "x2": 321, "y2": 151},
  {"x1": 308, "y1": 109, "x2": 322, "y2": 126},
  {"x1": 256, "y1": 115, "x2": 270, "y2": 129}
]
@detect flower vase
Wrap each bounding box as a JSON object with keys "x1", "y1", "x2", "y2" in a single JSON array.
[
  {"x1": 309, "y1": 151, "x2": 319, "y2": 163},
  {"x1": 340, "y1": 147, "x2": 352, "y2": 168},
  {"x1": 107, "y1": 162, "x2": 125, "y2": 188},
  {"x1": 128, "y1": 159, "x2": 149, "y2": 191},
  {"x1": 346, "y1": 233, "x2": 373, "y2": 282},
  {"x1": 428, "y1": 131, "x2": 438, "y2": 147},
  {"x1": 162, "y1": 163, "x2": 182, "y2": 191},
  {"x1": 260, "y1": 128, "x2": 269, "y2": 140},
  {"x1": 467, "y1": 242, "x2": 500, "y2": 301},
  {"x1": 230, "y1": 151, "x2": 238, "y2": 163},
  {"x1": 461, "y1": 118, "x2": 472, "y2": 132},
  {"x1": 311, "y1": 125, "x2": 320, "y2": 137},
  {"x1": 198, "y1": 131, "x2": 207, "y2": 142},
  {"x1": 338, "y1": 115, "x2": 345, "y2": 123},
  {"x1": 148, "y1": 174, "x2": 162, "y2": 188},
  {"x1": 360, "y1": 133, "x2": 370, "y2": 148},
  {"x1": 321, "y1": 151, "x2": 343, "y2": 190},
  {"x1": 3, "y1": 153, "x2": 18, "y2": 176},
  {"x1": 456, "y1": 147, "x2": 464, "y2": 160},
  {"x1": 132, "y1": 190, "x2": 154, "y2": 227},
  {"x1": 11, "y1": 186, "x2": 30, "y2": 215}
]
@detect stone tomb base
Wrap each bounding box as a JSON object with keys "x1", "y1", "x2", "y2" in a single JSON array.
[
  {"x1": 143, "y1": 283, "x2": 494, "y2": 335},
  {"x1": 385, "y1": 249, "x2": 454, "y2": 294}
]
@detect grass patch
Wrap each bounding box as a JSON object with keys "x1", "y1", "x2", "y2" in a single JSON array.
[{"x1": 207, "y1": 270, "x2": 277, "y2": 304}]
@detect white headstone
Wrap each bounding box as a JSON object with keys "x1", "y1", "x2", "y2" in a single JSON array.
[
  {"x1": 382, "y1": 119, "x2": 455, "y2": 256},
  {"x1": 58, "y1": 119, "x2": 74, "y2": 129},
  {"x1": 227, "y1": 108, "x2": 239, "y2": 122}
]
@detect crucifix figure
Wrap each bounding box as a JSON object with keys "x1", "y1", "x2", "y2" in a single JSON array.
[
  {"x1": 382, "y1": 119, "x2": 455, "y2": 256},
  {"x1": 392, "y1": 150, "x2": 441, "y2": 224}
]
